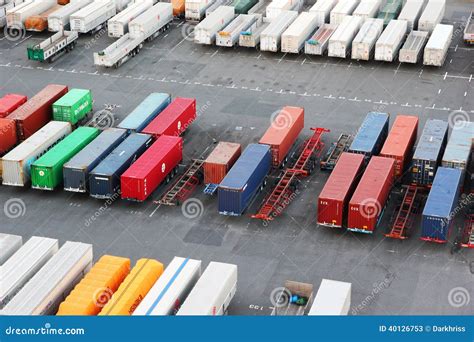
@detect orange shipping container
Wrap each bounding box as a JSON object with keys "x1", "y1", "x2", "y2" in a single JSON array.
[
  {"x1": 172, "y1": 0, "x2": 185, "y2": 16},
  {"x1": 25, "y1": 5, "x2": 63, "y2": 32},
  {"x1": 99, "y1": 258, "x2": 164, "y2": 316},
  {"x1": 204, "y1": 142, "x2": 241, "y2": 184}
]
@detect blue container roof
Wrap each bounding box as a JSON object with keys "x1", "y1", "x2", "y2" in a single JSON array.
[
  {"x1": 442, "y1": 121, "x2": 473, "y2": 163},
  {"x1": 118, "y1": 93, "x2": 170, "y2": 130},
  {"x1": 349, "y1": 112, "x2": 389, "y2": 153},
  {"x1": 219, "y1": 144, "x2": 270, "y2": 190},
  {"x1": 413, "y1": 119, "x2": 448, "y2": 161},
  {"x1": 423, "y1": 167, "x2": 462, "y2": 218}
]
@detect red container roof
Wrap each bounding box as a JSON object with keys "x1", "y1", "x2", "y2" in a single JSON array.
[
  {"x1": 0, "y1": 94, "x2": 27, "y2": 115},
  {"x1": 380, "y1": 115, "x2": 418, "y2": 157},
  {"x1": 259, "y1": 106, "x2": 304, "y2": 145},
  {"x1": 142, "y1": 97, "x2": 195, "y2": 136}
]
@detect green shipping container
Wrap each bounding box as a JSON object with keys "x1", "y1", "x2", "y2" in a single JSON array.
[
  {"x1": 31, "y1": 127, "x2": 100, "y2": 190},
  {"x1": 53, "y1": 89, "x2": 93, "y2": 125},
  {"x1": 27, "y1": 46, "x2": 45, "y2": 62},
  {"x1": 232, "y1": 0, "x2": 258, "y2": 14},
  {"x1": 377, "y1": 0, "x2": 403, "y2": 26}
]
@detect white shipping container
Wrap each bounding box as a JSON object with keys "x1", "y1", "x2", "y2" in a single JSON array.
[
  {"x1": 6, "y1": 0, "x2": 54, "y2": 27},
  {"x1": 309, "y1": 0, "x2": 337, "y2": 27},
  {"x1": 353, "y1": 0, "x2": 381, "y2": 20},
  {"x1": 266, "y1": 0, "x2": 299, "y2": 21},
  {"x1": 328, "y1": 15, "x2": 363, "y2": 58},
  {"x1": 2, "y1": 121, "x2": 72, "y2": 187},
  {"x1": 0, "y1": 237, "x2": 58, "y2": 308},
  {"x1": 398, "y1": 0, "x2": 424, "y2": 31},
  {"x1": 281, "y1": 11, "x2": 318, "y2": 53},
  {"x1": 205, "y1": 0, "x2": 232, "y2": 17},
  {"x1": 177, "y1": 262, "x2": 237, "y2": 315},
  {"x1": 304, "y1": 23, "x2": 337, "y2": 55},
  {"x1": 0, "y1": 233, "x2": 22, "y2": 265},
  {"x1": 308, "y1": 279, "x2": 352, "y2": 315},
  {"x1": 375, "y1": 19, "x2": 408, "y2": 61},
  {"x1": 418, "y1": 0, "x2": 445, "y2": 33},
  {"x1": 70, "y1": 0, "x2": 116, "y2": 33},
  {"x1": 216, "y1": 14, "x2": 258, "y2": 47},
  {"x1": 2, "y1": 241, "x2": 93, "y2": 315},
  {"x1": 186, "y1": 0, "x2": 215, "y2": 21},
  {"x1": 423, "y1": 23, "x2": 452, "y2": 66},
  {"x1": 47, "y1": 0, "x2": 92, "y2": 32},
  {"x1": 115, "y1": 0, "x2": 132, "y2": 12},
  {"x1": 1, "y1": 2, "x2": 15, "y2": 28},
  {"x1": 260, "y1": 9, "x2": 297, "y2": 51},
  {"x1": 399, "y1": 30, "x2": 428, "y2": 63},
  {"x1": 128, "y1": 2, "x2": 173, "y2": 40},
  {"x1": 330, "y1": 0, "x2": 359, "y2": 25},
  {"x1": 133, "y1": 257, "x2": 202, "y2": 315},
  {"x1": 194, "y1": 5, "x2": 234, "y2": 44},
  {"x1": 352, "y1": 17, "x2": 383, "y2": 60},
  {"x1": 239, "y1": 21, "x2": 268, "y2": 48},
  {"x1": 107, "y1": 0, "x2": 153, "y2": 37}
]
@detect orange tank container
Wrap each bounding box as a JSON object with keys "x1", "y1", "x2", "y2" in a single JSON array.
[{"x1": 25, "y1": 5, "x2": 63, "y2": 32}]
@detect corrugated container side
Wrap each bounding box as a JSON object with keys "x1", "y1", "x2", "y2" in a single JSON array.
[
  {"x1": 348, "y1": 112, "x2": 389, "y2": 158},
  {"x1": 204, "y1": 142, "x2": 242, "y2": 184},
  {"x1": 441, "y1": 121, "x2": 474, "y2": 172},
  {"x1": 0, "y1": 118, "x2": 18, "y2": 154},
  {"x1": 0, "y1": 233, "x2": 23, "y2": 266}
]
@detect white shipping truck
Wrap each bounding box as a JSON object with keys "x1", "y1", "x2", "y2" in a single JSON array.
[
  {"x1": 47, "y1": 0, "x2": 92, "y2": 31},
  {"x1": 399, "y1": 30, "x2": 428, "y2": 63},
  {"x1": 353, "y1": 0, "x2": 381, "y2": 20},
  {"x1": 216, "y1": 14, "x2": 259, "y2": 47},
  {"x1": 328, "y1": 15, "x2": 363, "y2": 58},
  {"x1": 27, "y1": 30, "x2": 79, "y2": 62},
  {"x1": 330, "y1": 0, "x2": 359, "y2": 25},
  {"x1": 375, "y1": 19, "x2": 408, "y2": 62},
  {"x1": 423, "y1": 23, "x2": 452, "y2": 66},
  {"x1": 0, "y1": 233, "x2": 22, "y2": 266},
  {"x1": 304, "y1": 23, "x2": 337, "y2": 55},
  {"x1": 260, "y1": 9, "x2": 297, "y2": 51},
  {"x1": 107, "y1": 0, "x2": 153, "y2": 38},
  {"x1": 308, "y1": 279, "x2": 352, "y2": 315},
  {"x1": 194, "y1": 5, "x2": 235, "y2": 44},
  {"x1": 309, "y1": 0, "x2": 337, "y2": 27},
  {"x1": 70, "y1": 0, "x2": 116, "y2": 33},
  {"x1": 351, "y1": 17, "x2": 384, "y2": 60},
  {"x1": 186, "y1": 0, "x2": 215, "y2": 21},
  {"x1": 6, "y1": 0, "x2": 55, "y2": 28},
  {"x1": 281, "y1": 11, "x2": 318, "y2": 53},
  {"x1": 418, "y1": 0, "x2": 445, "y2": 33},
  {"x1": 398, "y1": 0, "x2": 424, "y2": 31}
]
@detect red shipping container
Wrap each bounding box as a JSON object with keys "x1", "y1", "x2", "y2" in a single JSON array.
[
  {"x1": 348, "y1": 156, "x2": 395, "y2": 233},
  {"x1": 0, "y1": 118, "x2": 18, "y2": 154},
  {"x1": 317, "y1": 153, "x2": 365, "y2": 228},
  {"x1": 141, "y1": 98, "x2": 196, "y2": 137},
  {"x1": 380, "y1": 115, "x2": 418, "y2": 178},
  {"x1": 8, "y1": 84, "x2": 68, "y2": 140},
  {"x1": 121, "y1": 135, "x2": 183, "y2": 201},
  {"x1": 203, "y1": 142, "x2": 241, "y2": 184},
  {"x1": 0, "y1": 94, "x2": 27, "y2": 118},
  {"x1": 259, "y1": 106, "x2": 304, "y2": 167}
]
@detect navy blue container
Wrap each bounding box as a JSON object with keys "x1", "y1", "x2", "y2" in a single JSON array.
[
  {"x1": 348, "y1": 112, "x2": 389, "y2": 158},
  {"x1": 63, "y1": 128, "x2": 128, "y2": 193},
  {"x1": 218, "y1": 144, "x2": 271, "y2": 216},
  {"x1": 421, "y1": 167, "x2": 462, "y2": 243},
  {"x1": 89, "y1": 133, "x2": 153, "y2": 199},
  {"x1": 412, "y1": 119, "x2": 448, "y2": 186},
  {"x1": 117, "y1": 93, "x2": 171, "y2": 132}
]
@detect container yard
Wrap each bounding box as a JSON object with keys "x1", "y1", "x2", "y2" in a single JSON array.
[{"x1": 260, "y1": 10, "x2": 297, "y2": 52}]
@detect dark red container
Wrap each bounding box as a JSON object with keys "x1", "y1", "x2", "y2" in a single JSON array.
[
  {"x1": 317, "y1": 153, "x2": 365, "y2": 228},
  {"x1": 380, "y1": 115, "x2": 418, "y2": 178},
  {"x1": 141, "y1": 98, "x2": 196, "y2": 137},
  {"x1": 121, "y1": 135, "x2": 183, "y2": 201},
  {"x1": 0, "y1": 118, "x2": 18, "y2": 154},
  {"x1": 0, "y1": 94, "x2": 27, "y2": 118},
  {"x1": 348, "y1": 156, "x2": 395, "y2": 233},
  {"x1": 8, "y1": 84, "x2": 68, "y2": 140}
]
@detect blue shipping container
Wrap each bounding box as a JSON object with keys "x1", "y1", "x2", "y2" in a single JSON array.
[
  {"x1": 117, "y1": 93, "x2": 171, "y2": 132},
  {"x1": 349, "y1": 112, "x2": 389, "y2": 158},
  {"x1": 63, "y1": 128, "x2": 128, "y2": 193},
  {"x1": 89, "y1": 133, "x2": 153, "y2": 199},
  {"x1": 421, "y1": 167, "x2": 462, "y2": 243},
  {"x1": 218, "y1": 144, "x2": 271, "y2": 216},
  {"x1": 412, "y1": 119, "x2": 448, "y2": 186}
]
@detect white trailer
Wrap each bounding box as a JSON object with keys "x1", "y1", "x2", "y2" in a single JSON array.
[
  {"x1": 216, "y1": 14, "x2": 258, "y2": 47},
  {"x1": 6, "y1": 0, "x2": 54, "y2": 28},
  {"x1": 375, "y1": 19, "x2": 408, "y2": 61},
  {"x1": 47, "y1": 0, "x2": 92, "y2": 31},
  {"x1": 281, "y1": 11, "x2": 318, "y2": 53},
  {"x1": 464, "y1": 12, "x2": 474, "y2": 45},
  {"x1": 205, "y1": 0, "x2": 232, "y2": 17},
  {"x1": 330, "y1": 0, "x2": 359, "y2": 25},
  {"x1": 115, "y1": 0, "x2": 132, "y2": 12},
  {"x1": 186, "y1": 0, "x2": 215, "y2": 21},
  {"x1": 133, "y1": 257, "x2": 202, "y2": 315},
  {"x1": 309, "y1": 0, "x2": 337, "y2": 27},
  {"x1": 398, "y1": 0, "x2": 424, "y2": 31},
  {"x1": 351, "y1": 17, "x2": 383, "y2": 60},
  {"x1": 304, "y1": 23, "x2": 337, "y2": 55},
  {"x1": 399, "y1": 30, "x2": 428, "y2": 63},
  {"x1": 2, "y1": 121, "x2": 72, "y2": 187},
  {"x1": 0, "y1": 233, "x2": 22, "y2": 266},
  {"x1": 308, "y1": 279, "x2": 351, "y2": 315},
  {"x1": 353, "y1": 0, "x2": 381, "y2": 20},
  {"x1": 0, "y1": 236, "x2": 58, "y2": 308},
  {"x1": 2, "y1": 241, "x2": 93, "y2": 315},
  {"x1": 423, "y1": 23, "x2": 452, "y2": 66},
  {"x1": 107, "y1": 0, "x2": 153, "y2": 38},
  {"x1": 194, "y1": 5, "x2": 234, "y2": 44},
  {"x1": 27, "y1": 30, "x2": 79, "y2": 62},
  {"x1": 328, "y1": 15, "x2": 363, "y2": 58},
  {"x1": 1, "y1": 1, "x2": 16, "y2": 28},
  {"x1": 177, "y1": 262, "x2": 237, "y2": 315},
  {"x1": 239, "y1": 21, "x2": 268, "y2": 47},
  {"x1": 266, "y1": 0, "x2": 300, "y2": 21},
  {"x1": 70, "y1": 0, "x2": 116, "y2": 33},
  {"x1": 260, "y1": 9, "x2": 297, "y2": 51},
  {"x1": 418, "y1": 0, "x2": 445, "y2": 33}
]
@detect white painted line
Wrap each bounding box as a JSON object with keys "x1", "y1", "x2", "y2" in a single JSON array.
[
  {"x1": 443, "y1": 72, "x2": 448, "y2": 80},
  {"x1": 149, "y1": 204, "x2": 161, "y2": 217},
  {"x1": 438, "y1": 89, "x2": 441, "y2": 94},
  {"x1": 210, "y1": 50, "x2": 219, "y2": 58}
]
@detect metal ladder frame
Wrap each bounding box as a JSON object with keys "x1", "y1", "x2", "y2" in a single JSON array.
[{"x1": 385, "y1": 185, "x2": 420, "y2": 240}]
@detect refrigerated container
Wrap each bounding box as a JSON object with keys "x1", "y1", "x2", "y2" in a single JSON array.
[
  {"x1": 0, "y1": 233, "x2": 22, "y2": 266},
  {"x1": 128, "y1": 2, "x2": 173, "y2": 40},
  {"x1": 216, "y1": 14, "x2": 258, "y2": 47},
  {"x1": 47, "y1": 0, "x2": 92, "y2": 31},
  {"x1": 380, "y1": 115, "x2": 418, "y2": 178},
  {"x1": 194, "y1": 5, "x2": 235, "y2": 44},
  {"x1": 398, "y1": 0, "x2": 424, "y2": 31},
  {"x1": 70, "y1": 0, "x2": 116, "y2": 33},
  {"x1": 411, "y1": 119, "x2": 448, "y2": 186},
  {"x1": 330, "y1": 0, "x2": 358, "y2": 25},
  {"x1": 305, "y1": 23, "x2": 337, "y2": 55},
  {"x1": 2, "y1": 121, "x2": 72, "y2": 186},
  {"x1": 89, "y1": 133, "x2": 152, "y2": 199},
  {"x1": 353, "y1": 0, "x2": 381, "y2": 20},
  {"x1": 107, "y1": 0, "x2": 153, "y2": 38},
  {"x1": 260, "y1": 10, "x2": 297, "y2": 52},
  {"x1": 52, "y1": 88, "x2": 92, "y2": 125},
  {"x1": 399, "y1": 30, "x2": 428, "y2": 63},
  {"x1": 118, "y1": 93, "x2": 171, "y2": 132},
  {"x1": 177, "y1": 262, "x2": 237, "y2": 315},
  {"x1": 205, "y1": 0, "x2": 233, "y2": 17},
  {"x1": 348, "y1": 156, "x2": 395, "y2": 233},
  {"x1": 423, "y1": 24, "x2": 453, "y2": 67},
  {"x1": 1, "y1": 2, "x2": 16, "y2": 28},
  {"x1": 281, "y1": 11, "x2": 318, "y2": 53},
  {"x1": 328, "y1": 15, "x2": 363, "y2": 58},
  {"x1": 266, "y1": 0, "x2": 300, "y2": 21},
  {"x1": 442, "y1": 121, "x2": 474, "y2": 172},
  {"x1": 348, "y1": 112, "x2": 389, "y2": 158},
  {"x1": 0, "y1": 93, "x2": 27, "y2": 118},
  {"x1": 232, "y1": 0, "x2": 258, "y2": 14},
  {"x1": 218, "y1": 143, "x2": 271, "y2": 216},
  {"x1": 375, "y1": 19, "x2": 408, "y2": 62},
  {"x1": 203, "y1": 142, "x2": 241, "y2": 185},
  {"x1": 239, "y1": 20, "x2": 268, "y2": 47},
  {"x1": 309, "y1": 0, "x2": 337, "y2": 26},
  {"x1": 185, "y1": 0, "x2": 215, "y2": 21},
  {"x1": 134, "y1": 257, "x2": 202, "y2": 315},
  {"x1": 2, "y1": 241, "x2": 93, "y2": 315},
  {"x1": 351, "y1": 18, "x2": 384, "y2": 60},
  {"x1": 421, "y1": 167, "x2": 462, "y2": 243},
  {"x1": 317, "y1": 152, "x2": 364, "y2": 228},
  {"x1": 377, "y1": 0, "x2": 403, "y2": 26},
  {"x1": 121, "y1": 135, "x2": 183, "y2": 202},
  {"x1": 308, "y1": 279, "x2": 351, "y2": 315},
  {"x1": 0, "y1": 118, "x2": 18, "y2": 155},
  {"x1": 418, "y1": 0, "x2": 445, "y2": 33},
  {"x1": 6, "y1": 0, "x2": 55, "y2": 28},
  {"x1": 24, "y1": 4, "x2": 61, "y2": 31}
]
